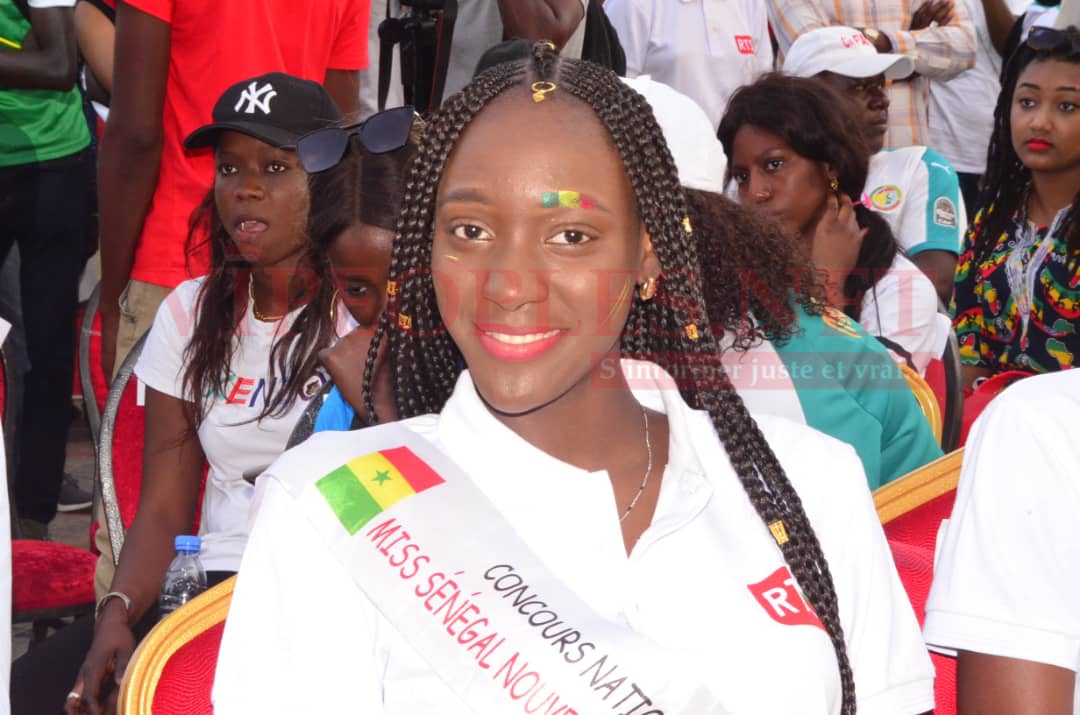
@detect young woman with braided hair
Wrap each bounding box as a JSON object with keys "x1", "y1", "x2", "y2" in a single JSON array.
[
  {"x1": 215, "y1": 45, "x2": 933, "y2": 714},
  {"x1": 952, "y1": 25, "x2": 1080, "y2": 386}
]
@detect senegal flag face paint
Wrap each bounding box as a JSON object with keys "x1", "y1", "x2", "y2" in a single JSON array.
[{"x1": 316, "y1": 446, "x2": 446, "y2": 535}]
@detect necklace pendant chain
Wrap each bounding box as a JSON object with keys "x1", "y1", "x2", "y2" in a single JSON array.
[{"x1": 619, "y1": 407, "x2": 653, "y2": 523}]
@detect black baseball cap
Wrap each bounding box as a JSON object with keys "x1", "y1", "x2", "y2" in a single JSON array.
[{"x1": 184, "y1": 72, "x2": 343, "y2": 150}]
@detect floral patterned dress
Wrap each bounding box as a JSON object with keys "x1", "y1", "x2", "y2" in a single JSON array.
[{"x1": 951, "y1": 205, "x2": 1080, "y2": 373}]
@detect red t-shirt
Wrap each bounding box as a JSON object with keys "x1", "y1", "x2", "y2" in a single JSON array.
[{"x1": 126, "y1": 0, "x2": 369, "y2": 288}]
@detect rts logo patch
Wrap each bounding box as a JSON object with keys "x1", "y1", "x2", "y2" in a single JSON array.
[{"x1": 748, "y1": 566, "x2": 824, "y2": 630}]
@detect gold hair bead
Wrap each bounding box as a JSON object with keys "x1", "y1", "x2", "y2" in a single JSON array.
[
  {"x1": 682, "y1": 216, "x2": 694, "y2": 234},
  {"x1": 531, "y1": 81, "x2": 557, "y2": 103},
  {"x1": 398, "y1": 314, "x2": 412, "y2": 330},
  {"x1": 386, "y1": 280, "x2": 398, "y2": 296},
  {"x1": 684, "y1": 322, "x2": 700, "y2": 341},
  {"x1": 769, "y1": 520, "x2": 790, "y2": 546}
]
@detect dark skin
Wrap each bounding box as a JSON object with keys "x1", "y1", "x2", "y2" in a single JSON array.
[
  {"x1": 74, "y1": 0, "x2": 114, "y2": 97},
  {"x1": 497, "y1": 0, "x2": 584, "y2": 49},
  {"x1": 432, "y1": 91, "x2": 667, "y2": 555},
  {"x1": 67, "y1": 132, "x2": 313, "y2": 715},
  {"x1": 980, "y1": 0, "x2": 1016, "y2": 57},
  {"x1": 320, "y1": 222, "x2": 398, "y2": 423},
  {"x1": 818, "y1": 71, "x2": 959, "y2": 302},
  {"x1": 863, "y1": 0, "x2": 955, "y2": 53},
  {"x1": 98, "y1": 1, "x2": 360, "y2": 379},
  {"x1": 0, "y1": 5, "x2": 78, "y2": 90},
  {"x1": 958, "y1": 652, "x2": 1075, "y2": 714}
]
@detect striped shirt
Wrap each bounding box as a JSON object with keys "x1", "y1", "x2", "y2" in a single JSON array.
[{"x1": 768, "y1": 0, "x2": 976, "y2": 148}]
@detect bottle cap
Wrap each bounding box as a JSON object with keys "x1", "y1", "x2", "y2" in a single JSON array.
[{"x1": 174, "y1": 535, "x2": 202, "y2": 553}]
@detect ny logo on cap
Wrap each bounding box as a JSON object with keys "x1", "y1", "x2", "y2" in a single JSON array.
[{"x1": 234, "y1": 81, "x2": 277, "y2": 115}]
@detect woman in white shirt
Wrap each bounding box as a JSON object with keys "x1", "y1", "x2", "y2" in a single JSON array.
[
  {"x1": 55, "y1": 74, "x2": 350, "y2": 715},
  {"x1": 719, "y1": 74, "x2": 941, "y2": 374},
  {"x1": 214, "y1": 45, "x2": 934, "y2": 714}
]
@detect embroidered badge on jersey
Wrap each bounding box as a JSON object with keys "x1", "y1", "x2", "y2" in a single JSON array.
[
  {"x1": 734, "y1": 35, "x2": 755, "y2": 55},
  {"x1": 822, "y1": 307, "x2": 861, "y2": 338},
  {"x1": 747, "y1": 566, "x2": 824, "y2": 630},
  {"x1": 234, "y1": 81, "x2": 277, "y2": 115},
  {"x1": 869, "y1": 185, "x2": 903, "y2": 211},
  {"x1": 934, "y1": 197, "x2": 958, "y2": 227}
]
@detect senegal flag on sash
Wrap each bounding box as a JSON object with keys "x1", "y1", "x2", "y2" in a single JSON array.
[{"x1": 316, "y1": 446, "x2": 445, "y2": 535}]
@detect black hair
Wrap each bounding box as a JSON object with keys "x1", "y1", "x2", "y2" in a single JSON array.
[
  {"x1": 361, "y1": 44, "x2": 856, "y2": 713},
  {"x1": 308, "y1": 121, "x2": 423, "y2": 257},
  {"x1": 685, "y1": 188, "x2": 824, "y2": 349},
  {"x1": 976, "y1": 26, "x2": 1080, "y2": 266},
  {"x1": 183, "y1": 171, "x2": 335, "y2": 428},
  {"x1": 718, "y1": 73, "x2": 897, "y2": 324}
]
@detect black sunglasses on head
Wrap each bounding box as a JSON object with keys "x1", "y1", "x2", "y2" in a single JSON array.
[
  {"x1": 297, "y1": 105, "x2": 416, "y2": 174},
  {"x1": 1026, "y1": 26, "x2": 1080, "y2": 54}
]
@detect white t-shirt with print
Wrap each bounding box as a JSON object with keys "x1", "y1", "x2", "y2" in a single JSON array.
[
  {"x1": 213, "y1": 362, "x2": 934, "y2": 714},
  {"x1": 605, "y1": 0, "x2": 773, "y2": 130},
  {"x1": 924, "y1": 369, "x2": 1080, "y2": 714},
  {"x1": 859, "y1": 252, "x2": 942, "y2": 374},
  {"x1": 135, "y1": 278, "x2": 328, "y2": 572},
  {"x1": 865, "y1": 147, "x2": 967, "y2": 258}
]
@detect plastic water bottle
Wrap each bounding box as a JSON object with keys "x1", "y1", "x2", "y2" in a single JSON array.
[{"x1": 158, "y1": 535, "x2": 207, "y2": 620}]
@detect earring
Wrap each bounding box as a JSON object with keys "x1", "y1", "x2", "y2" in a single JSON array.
[
  {"x1": 639, "y1": 277, "x2": 657, "y2": 301},
  {"x1": 828, "y1": 177, "x2": 839, "y2": 192}
]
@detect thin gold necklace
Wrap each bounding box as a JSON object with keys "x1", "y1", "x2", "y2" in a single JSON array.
[{"x1": 249, "y1": 277, "x2": 287, "y2": 322}]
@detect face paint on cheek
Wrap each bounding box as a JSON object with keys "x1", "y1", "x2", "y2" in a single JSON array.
[
  {"x1": 444, "y1": 254, "x2": 460, "y2": 263},
  {"x1": 540, "y1": 190, "x2": 596, "y2": 209}
]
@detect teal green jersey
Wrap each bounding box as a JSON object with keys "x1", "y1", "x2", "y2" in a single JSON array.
[{"x1": 771, "y1": 307, "x2": 944, "y2": 489}]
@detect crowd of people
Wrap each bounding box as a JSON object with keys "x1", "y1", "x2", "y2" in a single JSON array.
[{"x1": 1, "y1": 0, "x2": 1078, "y2": 713}]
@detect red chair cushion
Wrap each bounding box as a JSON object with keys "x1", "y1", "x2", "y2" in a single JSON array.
[
  {"x1": 959, "y1": 370, "x2": 1032, "y2": 446},
  {"x1": 112, "y1": 378, "x2": 206, "y2": 532},
  {"x1": 884, "y1": 488, "x2": 960, "y2": 715},
  {"x1": 11, "y1": 540, "x2": 96, "y2": 613},
  {"x1": 924, "y1": 357, "x2": 947, "y2": 417},
  {"x1": 888, "y1": 539, "x2": 957, "y2": 715},
  {"x1": 150, "y1": 621, "x2": 223, "y2": 715}
]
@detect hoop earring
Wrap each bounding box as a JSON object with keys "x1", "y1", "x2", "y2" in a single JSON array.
[{"x1": 639, "y1": 277, "x2": 657, "y2": 301}]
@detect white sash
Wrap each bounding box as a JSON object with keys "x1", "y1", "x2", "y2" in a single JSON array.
[{"x1": 287, "y1": 422, "x2": 730, "y2": 715}]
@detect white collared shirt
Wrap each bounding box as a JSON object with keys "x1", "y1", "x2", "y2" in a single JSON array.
[
  {"x1": 213, "y1": 362, "x2": 934, "y2": 714},
  {"x1": 604, "y1": 0, "x2": 773, "y2": 130}
]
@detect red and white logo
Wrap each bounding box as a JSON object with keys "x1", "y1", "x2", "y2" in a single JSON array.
[
  {"x1": 747, "y1": 566, "x2": 824, "y2": 630},
  {"x1": 734, "y1": 35, "x2": 755, "y2": 55}
]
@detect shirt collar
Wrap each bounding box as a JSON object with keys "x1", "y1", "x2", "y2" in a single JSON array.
[{"x1": 435, "y1": 359, "x2": 712, "y2": 510}]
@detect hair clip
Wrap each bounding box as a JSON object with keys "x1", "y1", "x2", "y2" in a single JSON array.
[
  {"x1": 398, "y1": 313, "x2": 413, "y2": 330},
  {"x1": 539, "y1": 40, "x2": 556, "y2": 51},
  {"x1": 684, "y1": 323, "x2": 700, "y2": 341},
  {"x1": 531, "y1": 81, "x2": 557, "y2": 103},
  {"x1": 769, "y1": 520, "x2": 790, "y2": 546},
  {"x1": 682, "y1": 216, "x2": 694, "y2": 234},
  {"x1": 386, "y1": 280, "x2": 398, "y2": 296}
]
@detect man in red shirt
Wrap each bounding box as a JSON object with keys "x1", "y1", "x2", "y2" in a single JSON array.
[{"x1": 98, "y1": 0, "x2": 368, "y2": 380}]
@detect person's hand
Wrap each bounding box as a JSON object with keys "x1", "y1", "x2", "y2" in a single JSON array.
[
  {"x1": 810, "y1": 192, "x2": 867, "y2": 293},
  {"x1": 319, "y1": 327, "x2": 375, "y2": 417},
  {"x1": 910, "y1": 0, "x2": 955, "y2": 30},
  {"x1": 66, "y1": 606, "x2": 136, "y2": 715},
  {"x1": 100, "y1": 303, "x2": 119, "y2": 384}
]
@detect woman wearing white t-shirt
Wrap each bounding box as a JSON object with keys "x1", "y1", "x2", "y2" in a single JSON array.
[
  {"x1": 55, "y1": 74, "x2": 355, "y2": 715},
  {"x1": 215, "y1": 45, "x2": 934, "y2": 714},
  {"x1": 924, "y1": 368, "x2": 1080, "y2": 713},
  {"x1": 720, "y1": 74, "x2": 941, "y2": 374}
]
